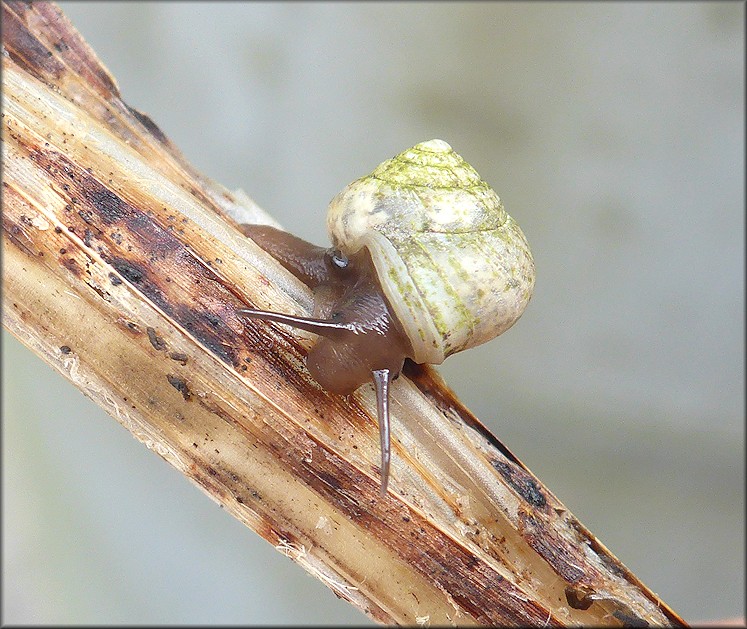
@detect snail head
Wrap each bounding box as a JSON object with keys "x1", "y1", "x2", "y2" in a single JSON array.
[{"x1": 237, "y1": 224, "x2": 412, "y2": 495}]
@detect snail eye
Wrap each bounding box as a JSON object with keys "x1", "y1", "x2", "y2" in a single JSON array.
[{"x1": 329, "y1": 249, "x2": 349, "y2": 269}]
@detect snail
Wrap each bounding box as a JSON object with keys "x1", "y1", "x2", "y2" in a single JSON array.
[{"x1": 238, "y1": 139, "x2": 535, "y2": 495}]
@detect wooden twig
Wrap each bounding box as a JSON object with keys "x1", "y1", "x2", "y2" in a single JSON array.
[{"x1": 1, "y1": 2, "x2": 686, "y2": 625}]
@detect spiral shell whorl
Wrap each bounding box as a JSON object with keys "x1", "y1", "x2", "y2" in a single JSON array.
[
  {"x1": 327, "y1": 140, "x2": 534, "y2": 365},
  {"x1": 328, "y1": 140, "x2": 507, "y2": 247}
]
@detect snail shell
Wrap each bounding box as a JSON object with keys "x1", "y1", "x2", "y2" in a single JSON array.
[{"x1": 326, "y1": 139, "x2": 534, "y2": 365}]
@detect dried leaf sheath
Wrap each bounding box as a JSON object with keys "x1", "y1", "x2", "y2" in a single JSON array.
[{"x1": 1, "y1": 2, "x2": 686, "y2": 626}]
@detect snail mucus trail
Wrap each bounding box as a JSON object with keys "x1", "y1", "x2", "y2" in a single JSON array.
[{"x1": 238, "y1": 140, "x2": 535, "y2": 496}]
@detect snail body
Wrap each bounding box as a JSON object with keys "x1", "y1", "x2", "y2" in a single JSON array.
[{"x1": 239, "y1": 140, "x2": 534, "y2": 494}]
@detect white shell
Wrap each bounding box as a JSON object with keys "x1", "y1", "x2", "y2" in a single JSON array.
[{"x1": 326, "y1": 139, "x2": 535, "y2": 365}]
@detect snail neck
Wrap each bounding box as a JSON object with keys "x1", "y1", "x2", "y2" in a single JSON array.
[{"x1": 305, "y1": 250, "x2": 412, "y2": 395}]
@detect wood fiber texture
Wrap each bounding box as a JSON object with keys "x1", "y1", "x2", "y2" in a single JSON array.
[{"x1": 1, "y1": 2, "x2": 686, "y2": 625}]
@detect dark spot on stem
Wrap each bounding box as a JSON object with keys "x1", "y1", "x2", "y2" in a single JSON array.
[
  {"x1": 147, "y1": 326, "x2": 166, "y2": 351},
  {"x1": 169, "y1": 352, "x2": 188, "y2": 365},
  {"x1": 61, "y1": 256, "x2": 82, "y2": 277},
  {"x1": 88, "y1": 188, "x2": 128, "y2": 224},
  {"x1": 491, "y1": 459, "x2": 546, "y2": 508},
  {"x1": 126, "y1": 105, "x2": 169, "y2": 144},
  {"x1": 167, "y1": 374, "x2": 191, "y2": 401},
  {"x1": 111, "y1": 259, "x2": 144, "y2": 284}
]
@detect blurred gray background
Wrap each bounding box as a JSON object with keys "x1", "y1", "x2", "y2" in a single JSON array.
[{"x1": 3, "y1": 2, "x2": 743, "y2": 624}]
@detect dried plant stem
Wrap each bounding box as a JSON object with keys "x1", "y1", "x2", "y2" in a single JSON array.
[{"x1": 1, "y1": 2, "x2": 685, "y2": 626}]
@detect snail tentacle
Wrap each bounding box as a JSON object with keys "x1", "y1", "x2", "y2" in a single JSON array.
[
  {"x1": 372, "y1": 368, "x2": 392, "y2": 496},
  {"x1": 238, "y1": 308, "x2": 361, "y2": 339}
]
